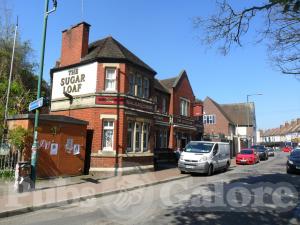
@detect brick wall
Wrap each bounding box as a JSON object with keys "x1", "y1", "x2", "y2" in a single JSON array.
[
  {"x1": 203, "y1": 98, "x2": 230, "y2": 136},
  {"x1": 51, "y1": 108, "x2": 125, "y2": 154}
]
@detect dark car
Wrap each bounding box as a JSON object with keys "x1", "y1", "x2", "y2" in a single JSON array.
[
  {"x1": 287, "y1": 150, "x2": 300, "y2": 174},
  {"x1": 267, "y1": 148, "x2": 275, "y2": 157},
  {"x1": 255, "y1": 148, "x2": 269, "y2": 160}
]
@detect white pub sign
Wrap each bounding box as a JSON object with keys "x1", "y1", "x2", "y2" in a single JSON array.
[{"x1": 51, "y1": 62, "x2": 98, "y2": 100}]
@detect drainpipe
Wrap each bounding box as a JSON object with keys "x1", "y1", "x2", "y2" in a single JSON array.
[{"x1": 115, "y1": 68, "x2": 120, "y2": 176}]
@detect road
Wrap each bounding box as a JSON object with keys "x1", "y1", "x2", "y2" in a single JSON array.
[{"x1": 0, "y1": 152, "x2": 299, "y2": 225}]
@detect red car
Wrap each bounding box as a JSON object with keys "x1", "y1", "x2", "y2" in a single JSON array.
[
  {"x1": 236, "y1": 149, "x2": 260, "y2": 165},
  {"x1": 282, "y1": 146, "x2": 292, "y2": 153}
]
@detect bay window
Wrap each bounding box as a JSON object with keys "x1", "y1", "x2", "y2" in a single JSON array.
[
  {"x1": 135, "y1": 123, "x2": 142, "y2": 152},
  {"x1": 129, "y1": 74, "x2": 135, "y2": 95},
  {"x1": 143, "y1": 78, "x2": 149, "y2": 98},
  {"x1": 126, "y1": 121, "x2": 150, "y2": 152},
  {"x1": 136, "y1": 75, "x2": 143, "y2": 97},
  {"x1": 127, "y1": 122, "x2": 133, "y2": 152}
]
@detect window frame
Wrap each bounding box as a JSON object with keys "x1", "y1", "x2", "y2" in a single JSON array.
[
  {"x1": 127, "y1": 121, "x2": 134, "y2": 152},
  {"x1": 203, "y1": 114, "x2": 216, "y2": 124},
  {"x1": 102, "y1": 120, "x2": 114, "y2": 151},
  {"x1": 162, "y1": 97, "x2": 167, "y2": 114},
  {"x1": 129, "y1": 74, "x2": 135, "y2": 95},
  {"x1": 136, "y1": 75, "x2": 143, "y2": 97},
  {"x1": 143, "y1": 77, "x2": 149, "y2": 99},
  {"x1": 126, "y1": 121, "x2": 150, "y2": 153},
  {"x1": 104, "y1": 67, "x2": 117, "y2": 91},
  {"x1": 180, "y1": 98, "x2": 190, "y2": 116}
]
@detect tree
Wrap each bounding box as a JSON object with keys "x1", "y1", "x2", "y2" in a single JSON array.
[
  {"x1": 194, "y1": 0, "x2": 300, "y2": 79},
  {"x1": 0, "y1": 6, "x2": 50, "y2": 137},
  {"x1": 8, "y1": 126, "x2": 31, "y2": 161}
]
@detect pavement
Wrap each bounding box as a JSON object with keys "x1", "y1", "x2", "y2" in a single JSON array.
[{"x1": 0, "y1": 165, "x2": 190, "y2": 218}]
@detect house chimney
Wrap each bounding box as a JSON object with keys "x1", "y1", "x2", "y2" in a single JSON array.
[{"x1": 60, "y1": 22, "x2": 90, "y2": 67}]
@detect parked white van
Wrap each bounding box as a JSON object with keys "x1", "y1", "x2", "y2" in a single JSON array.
[{"x1": 178, "y1": 141, "x2": 231, "y2": 176}]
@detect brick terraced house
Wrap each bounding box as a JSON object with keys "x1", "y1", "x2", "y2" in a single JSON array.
[{"x1": 50, "y1": 22, "x2": 201, "y2": 173}]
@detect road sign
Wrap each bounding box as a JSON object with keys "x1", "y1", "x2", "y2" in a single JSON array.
[{"x1": 29, "y1": 97, "x2": 44, "y2": 111}]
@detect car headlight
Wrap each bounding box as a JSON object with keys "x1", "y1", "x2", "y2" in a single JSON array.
[
  {"x1": 288, "y1": 160, "x2": 294, "y2": 165},
  {"x1": 198, "y1": 156, "x2": 207, "y2": 162},
  {"x1": 179, "y1": 155, "x2": 184, "y2": 161}
]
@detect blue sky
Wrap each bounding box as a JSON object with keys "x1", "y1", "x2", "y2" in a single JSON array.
[{"x1": 5, "y1": 0, "x2": 300, "y2": 129}]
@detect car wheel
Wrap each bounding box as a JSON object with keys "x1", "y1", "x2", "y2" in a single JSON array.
[
  {"x1": 287, "y1": 169, "x2": 292, "y2": 174},
  {"x1": 180, "y1": 170, "x2": 186, "y2": 174},
  {"x1": 207, "y1": 164, "x2": 213, "y2": 176}
]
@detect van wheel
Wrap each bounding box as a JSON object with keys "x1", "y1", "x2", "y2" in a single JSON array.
[
  {"x1": 225, "y1": 162, "x2": 230, "y2": 171},
  {"x1": 207, "y1": 165, "x2": 213, "y2": 176},
  {"x1": 180, "y1": 170, "x2": 186, "y2": 174}
]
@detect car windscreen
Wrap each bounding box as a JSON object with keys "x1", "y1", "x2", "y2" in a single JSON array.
[
  {"x1": 184, "y1": 142, "x2": 214, "y2": 153},
  {"x1": 240, "y1": 150, "x2": 253, "y2": 154},
  {"x1": 256, "y1": 148, "x2": 265, "y2": 152},
  {"x1": 291, "y1": 150, "x2": 300, "y2": 158}
]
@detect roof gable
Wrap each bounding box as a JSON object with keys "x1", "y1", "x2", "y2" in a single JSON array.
[
  {"x1": 204, "y1": 97, "x2": 234, "y2": 124},
  {"x1": 159, "y1": 70, "x2": 195, "y2": 96}
]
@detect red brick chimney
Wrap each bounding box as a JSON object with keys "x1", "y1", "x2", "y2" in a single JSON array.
[{"x1": 60, "y1": 22, "x2": 90, "y2": 67}]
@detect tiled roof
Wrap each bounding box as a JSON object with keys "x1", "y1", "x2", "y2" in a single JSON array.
[
  {"x1": 159, "y1": 77, "x2": 177, "y2": 90},
  {"x1": 154, "y1": 79, "x2": 170, "y2": 94},
  {"x1": 159, "y1": 70, "x2": 187, "y2": 90},
  {"x1": 221, "y1": 103, "x2": 254, "y2": 126},
  {"x1": 81, "y1": 36, "x2": 156, "y2": 74},
  {"x1": 261, "y1": 118, "x2": 300, "y2": 137}
]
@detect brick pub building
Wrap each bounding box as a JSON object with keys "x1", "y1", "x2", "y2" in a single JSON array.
[{"x1": 50, "y1": 22, "x2": 202, "y2": 173}]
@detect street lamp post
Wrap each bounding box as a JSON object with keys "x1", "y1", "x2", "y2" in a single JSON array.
[
  {"x1": 30, "y1": 0, "x2": 57, "y2": 189},
  {"x1": 246, "y1": 93, "x2": 262, "y2": 147}
]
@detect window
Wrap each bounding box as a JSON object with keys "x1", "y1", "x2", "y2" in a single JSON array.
[
  {"x1": 153, "y1": 96, "x2": 158, "y2": 112},
  {"x1": 180, "y1": 98, "x2": 190, "y2": 116},
  {"x1": 136, "y1": 75, "x2": 143, "y2": 97},
  {"x1": 162, "y1": 130, "x2": 168, "y2": 148},
  {"x1": 105, "y1": 68, "x2": 116, "y2": 91},
  {"x1": 203, "y1": 115, "x2": 216, "y2": 124},
  {"x1": 129, "y1": 74, "x2": 135, "y2": 95},
  {"x1": 143, "y1": 78, "x2": 149, "y2": 98},
  {"x1": 135, "y1": 123, "x2": 142, "y2": 152},
  {"x1": 126, "y1": 121, "x2": 150, "y2": 153},
  {"x1": 127, "y1": 122, "x2": 133, "y2": 152},
  {"x1": 142, "y1": 123, "x2": 149, "y2": 150},
  {"x1": 102, "y1": 120, "x2": 114, "y2": 151},
  {"x1": 162, "y1": 97, "x2": 167, "y2": 113},
  {"x1": 156, "y1": 129, "x2": 168, "y2": 148}
]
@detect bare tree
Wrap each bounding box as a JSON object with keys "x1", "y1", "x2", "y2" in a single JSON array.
[{"x1": 195, "y1": 0, "x2": 300, "y2": 79}]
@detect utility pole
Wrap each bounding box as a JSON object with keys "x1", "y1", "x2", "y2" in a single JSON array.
[
  {"x1": 246, "y1": 93, "x2": 262, "y2": 148},
  {"x1": 30, "y1": 0, "x2": 57, "y2": 189},
  {"x1": 1, "y1": 17, "x2": 18, "y2": 147}
]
